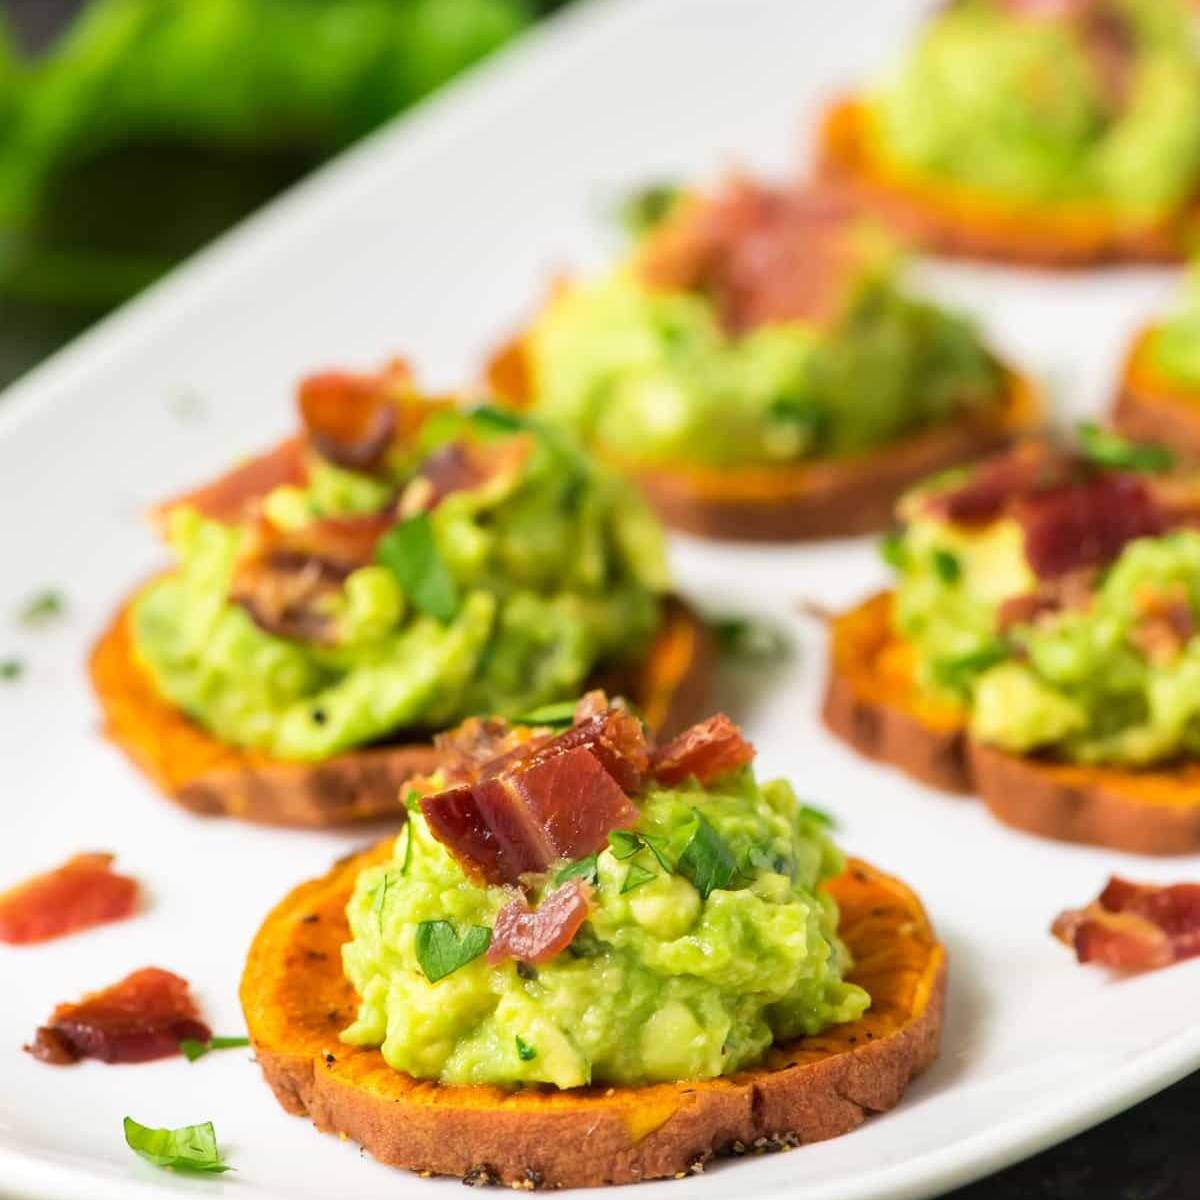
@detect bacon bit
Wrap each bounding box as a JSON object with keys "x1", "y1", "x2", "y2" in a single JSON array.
[
  {"x1": 1053, "y1": 877, "x2": 1200, "y2": 972},
  {"x1": 487, "y1": 880, "x2": 593, "y2": 965},
  {"x1": 434, "y1": 717, "x2": 546, "y2": 786},
  {"x1": 297, "y1": 359, "x2": 414, "y2": 472},
  {"x1": 651, "y1": 714, "x2": 756, "y2": 787},
  {"x1": 996, "y1": 569, "x2": 1098, "y2": 632},
  {"x1": 637, "y1": 175, "x2": 866, "y2": 335},
  {"x1": 26, "y1": 968, "x2": 210, "y2": 1065},
  {"x1": 153, "y1": 437, "x2": 307, "y2": 528},
  {"x1": 1128, "y1": 583, "x2": 1196, "y2": 666},
  {"x1": 926, "y1": 442, "x2": 1074, "y2": 525},
  {"x1": 402, "y1": 437, "x2": 533, "y2": 517},
  {"x1": 0, "y1": 853, "x2": 139, "y2": 945}
]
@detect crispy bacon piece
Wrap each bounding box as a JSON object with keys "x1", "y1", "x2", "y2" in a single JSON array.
[
  {"x1": 154, "y1": 437, "x2": 307, "y2": 528},
  {"x1": 487, "y1": 880, "x2": 593, "y2": 965},
  {"x1": 401, "y1": 437, "x2": 533, "y2": 518},
  {"x1": 297, "y1": 360, "x2": 413, "y2": 472},
  {"x1": 1128, "y1": 583, "x2": 1196, "y2": 666},
  {"x1": 422, "y1": 746, "x2": 639, "y2": 886},
  {"x1": 1053, "y1": 877, "x2": 1200, "y2": 972},
  {"x1": 1017, "y1": 472, "x2": 1165, "y2": 579},
  {"x1": 434, "y1": 717, "x2": 545, "y2": 786},
  {"x1": 651, "y1": 714, "x2": 756, "y2": 787},
  {"x1": 926, "y1": 442, "x2": 1073, "y2": 525},
  {"x1": 26, "y1": 968, "x2": 210, "y2": 1065},
  {"x1": 996, "y1": 568, "x2": 1097, "y2": 632},
  {"x1": 638, "y1": 175, "x2": 867, "y2": 334},
  {"x1": 0, "y1": 853, "x2": 139, "y2": 945}
]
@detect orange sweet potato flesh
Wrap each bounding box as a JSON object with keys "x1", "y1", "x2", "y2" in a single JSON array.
[
  {"x1": 487, "y1": 341, "x2": 1040, "y2": 543},
  {"x1": 824, "y1": 592, "x2": 1200, "y2": 854},
  {"x1": 1112, "y1": 326, "x2": 1200, "y2": 461},
  {"x1": 240, "y1": 843, "x2": 946, "y2": 1188},
  {"x1": 89, "y1": 591, "x2": 712, "y2": 828},
  {"x1": 817, "y1": 98, "x2": 1200, "y2": 268}
]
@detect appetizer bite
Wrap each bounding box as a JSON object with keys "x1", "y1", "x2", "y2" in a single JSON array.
[
  {"x1": 241, "y1": 697, "x2": 945, "y2": 1188},
  {"x1": 1114, "y1": 262, "x2": 1200, "y2": 457},
  {"x1": 91, "y1": 361, "x2": 711, "y2": 826},
  {"x1": 825, "y1": 432, "x2": 1200, "y2": 853},
  {"x1": 490, "y1": 176, "x2": 1037, "y2": 541},
  {"x1": 819, "y1": 0, "x2": 1200, "y2": 266}
]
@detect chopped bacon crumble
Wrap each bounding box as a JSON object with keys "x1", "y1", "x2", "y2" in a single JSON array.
[
  {"x1": 0, "y1": 853, "x2": 139, "y2": 945},
  {"x1": 1053, "y1": 877, "x2": 1200, "y2": 972},
  {"x1": 487, "y1": 880, "x2": 593, "y2": 966},
  {"x1": 651, "y1": 714, "x2": 756, "y2": 787},
  {"x1": 26, "y1": 968, "x2": 210, "y2": 1065}
]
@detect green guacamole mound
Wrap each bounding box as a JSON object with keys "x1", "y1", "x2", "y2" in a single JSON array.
[
  {"x1": 890, "y1": 486, "x2": 1200, "y2": 767},
  {"x1": 132, "y1": 409, "x2": 668, "y2": 761},
  {"x1": 1151, "y1": 260, "x2": 1200, "y2": 388},
  {"x1": 341, "y1": 767, "x2": 868, "y2": 1089},
  {"x1": 870, "y1": 0, "x2": 1200, "y2": 216},
  {"x1": 526, "y1": 262, "x2": 1002, "y2": 471}
]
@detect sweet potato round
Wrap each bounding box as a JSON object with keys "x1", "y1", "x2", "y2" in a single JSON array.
[
  {"x1": 89, "y1": 592, "x2": 712, "y2": 828},
  {"x1": 240, "y1": 842, "x2": 946, "y2": 1188},
  {"x1": 1111, "y1": 326, "x2": 1200, "y2": 461},
  {"x1": 823, "y1": 591, "x2": 1200, "y2": 854},
  {"x1": 816, "y1": 98, "x2": 1200, "y2": 268}
]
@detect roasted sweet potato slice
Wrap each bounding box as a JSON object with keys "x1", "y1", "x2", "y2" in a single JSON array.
[
  {"x1": 823, "y1": 591, "x2": 1200, "y2": 854},
  {"x1": 487, "y1": 343, "x2": 1039, "y2": 542},
  {"x1": 1112, "y1": 327, "x2": 1200, "y2": 461},
  {"x1": 817, "y1": 98, "x2": 1200, "y2": 268},
  {"x1": 240, "y1": 843, "x2": 946, "y2": 1188},
  {"x1": 89, "y1": 592, "x2": 712, "y2": 828}
]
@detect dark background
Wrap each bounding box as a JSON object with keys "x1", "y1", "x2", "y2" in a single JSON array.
[{"x1": 3, "y1": 3, "x2": 1197, "y2": 1196}]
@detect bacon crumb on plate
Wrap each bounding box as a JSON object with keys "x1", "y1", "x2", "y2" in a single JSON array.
[
  {"x1": 26, "y1": 967, "x2": 210, "y2": 1065},
  {"x1": 0, "y1": 853, "x2": 139, "y2": 945},
  {"x1": 1052, "y1": 877, "x2": 1200, "y2": 971}
]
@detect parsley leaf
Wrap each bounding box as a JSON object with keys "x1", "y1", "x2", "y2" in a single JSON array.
[
  {"x1": 555, "y1": 853, "x2": 599, "y2": 886},
  {"x1": 516, "y1": 700, "x2": 577, "y2": 727},
  {"x1": 620, "y1": 862, "x2": 657, "y2": 894},
  {"x1": 931, "y1": 549, "x2": 961, "y2": 585},
  {"x1": 639, "y1": 833, "x2": 674, "y2": 872},
  {"x1": 880, "y1": 529, "x2": 908, "y2": 571},
  {"x1": 676, "y1": 810, "x2": 736, "y2": 899},
  {"x1": 799, "y1": 804, "x2": 835, "y2": 830},
  {"x1": 931, "y1": 640, "x2": 1009, "y2": 691},
  {"x1": 711, "y1": 616, "x2": 792, "y2": 663},
  {"x1": 414, "y1": 920, "x2": 491, "y2": 983},
  {"x1": 375, "y1": 514, "x2": 458, "y2": 622},
  {"x1": 607, "y1": 830, "x2": 643, "y2": 860},
  {"x1": 0, "y1": 659, "x2": 22, "y2": 682},
  {"x1": 179, "y1": 1035, "x2": 250, "y2": 1062},
  {"x1": 1078, "y1": 422, "x2": 1174, "y2": 474},
  {"x1": 400, "y1": 823, "x2": 415, "y2": 876},
  {"x1": 374, "y1": 871, "x2": 392, "y2": 930},
  {"x1": 469, "y1": 405, "x2": 528, "y2": 436},
  {"x1": 619, "y1": 182, "x2": 683, "y2": 237},
  {"x1": 18, "y1": 590, "x2": 65, "y2": 627},
  {"x1": 515, "y1": 1035, "x2": 537, "y2": 1061},
  {"x1": 123, "y1": 1117, "x2": 231, "y2": 1173}
]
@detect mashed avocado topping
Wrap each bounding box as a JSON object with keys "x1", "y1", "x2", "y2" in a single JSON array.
[
  {"x1": 525, "y1": 186, "x2": 1002, "y2": 471},
  {"x1": 1150, "y1": 259, "x2": 1200, "y2": 388},
  {"x1": 888, "y1": 440, "x2": 1200, "y2": 766},
  {"x1": 870, "y1": 0, "x2": 1200, "y2": 216},
  {"x1": 132, "y1": 406, "x2": 667, "y2": 761},
  {"x1": 341, "y1": 752, "x2": 867, "y2": 1089}
]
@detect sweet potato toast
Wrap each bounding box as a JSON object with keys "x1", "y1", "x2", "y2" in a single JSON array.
[
  {"x1": 240, "y1": 842, "x2": 946, "y2": 1188},
  {"x1": 823, "y1": 592, "x2": 1200, "y2": 854},
  {"x1": 817, "y1": 98, "x2": 1200, "y2": 268},
  {"x1": 489, "y1": 341, "x2": 1040, "y2": 542},
  {"x1": 1112, "y1": 327, "x2": 1200, "y2": 461},
  {"x1": 89, "y1": 591, "x2": 713, "y2": 828}
]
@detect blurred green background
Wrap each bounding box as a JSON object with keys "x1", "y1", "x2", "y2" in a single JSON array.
[{"x1": 0, "y1": 0, "x2": 568, "y2": 388}]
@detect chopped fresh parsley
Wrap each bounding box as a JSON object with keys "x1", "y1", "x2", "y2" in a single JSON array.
[
  {"x1": 516, "y1": 700, "x2": 577, "y2": 727},
  {"x1": 0, "y1": 659, "x2": 22, "y2": 681},
  {"x1": 414, "y1": 920, "x2": 491, "y2": 983},
  {"x1": 515, "y1": 1035, "x2": 537, "y2": 1062},
  {"x1": 880, "y1": 529, "x2": 908, "y2": 571},
  {"x1": 676, "y1": 810, "x2": 736, "y2": 899},
  {"x1": 400, "y1": 823, "x2": 415, "y2": 876},
  {"x1": 123, "y1": 1116, "x2": 231, "y2": 1173},
  {"x1": 619, "y1": 182, "x2": 683, "y2": 237},
  {"x1": 620, "y1": 862, "x2": 657, "y2": 894},
  {"x1": 799, "y1": 803, "x2": 835, "y2": 829},
  {"x1": 931, "y1": 640, "x2": 1009, "y2": 691},
  {"x1": 555, "y1": 853, "x2": 599, "y2": 886},
  {"x1": 711, "y1": 616, "x2": 792, "y2": 663},
  {"x1": 1078, "y1": 422, "x2": 1174, "y2": 474},
  {"x1": 607, "y1": 830, "x2": 643, "y2": 860},
  {"x1": 179, "y1": 1035, "x2": 250, "y2": 1062},
  {"x1": 403, "y1": 788, "x2": 422, "y2": 813},
  {"x1": 374, "y1": 872, "x2": 392, "y2": 930},
  {"x1": 375, "y1": 514, "x2": 458, "y2": 622},
  {"x1": 469, "y1": 405, "x2": 528, "y2": 436},
  {"x1": 931, "y1": 549, "x2": 961, "y2": 586},
  {"x1": 18, "y1": 590, "x2": 65, "y2": 627}
]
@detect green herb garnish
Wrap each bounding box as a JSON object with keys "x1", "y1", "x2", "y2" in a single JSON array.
[
  {"x1": 880, "y1": 529, "x2": 908, "y2": 571},
  {"x1": 414, "y1": 920, "x2": 491, "y2": 983},
  {"x1": 516, "y1": 700, "x2": 577, "y2": 727},
  {"x1": 607, "y1": 830, "x2": 643, "y2": 860},
  {"x1": 19, "y1": 590, "x2": 65, "y2": 626},
  {"x1": 400, "y1": 823, "x2": 415, "y2": 876},
  {"x1": 515, "y1": 1035, "x2": 537, "y2": 1061},
  {"x1": 179, "y1": 1035, "x2": 250, "y2": 1062},
  {"x1": 374, "y1": 872, "x2": 392, "y2": 930},
  {"x1": 123, "y1": 1117, "x2": 231, "y2": 1173},
  {"x1": 1078, "y1": 422, "x2": 1174, "y2": 474},
  {"x1": 619, "y1": 182, "x2": 683, "y2": 237},
  {"x1": 931, "y1": 640, "x2": 1009, "y2": 690},
  {"x1": 0, "y1": 659, "x2": 22, "y2": 681},
  {"x1": 931, "y1": 549, "x2": 961, "y2": 585},
  {"x1": 711, "y1": 616, "x2": 792, "y2": 663},
  {"x1": 555, "y1": 853, "x2": 599, "y2": 886},
  {"x1": 620, "y1": 862, "x2": 657, "y2": 894},
  {"x1": 799, "y1": 803, "x2": 835, "y2": 829},
  {"x1": 470, "y1": 405, "x2": 527, "y2": 435},
  {"x1": 375, "y1": 514, "x2": 459, "y2": 622},
  {"x1": 676, "y1": 810, "x2": 736, "y2": 899}
]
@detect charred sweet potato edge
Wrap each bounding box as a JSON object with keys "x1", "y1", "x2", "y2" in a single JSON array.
[
  {"x1": 823, "y1": 592, "x2": 1200, "y2": 854},
  {"x1": 816, "y1": 98, "x2": 1198, "y2": 267},
  {"x1": 240, "y1": 842, "x2": 946, "y2": 1188}
]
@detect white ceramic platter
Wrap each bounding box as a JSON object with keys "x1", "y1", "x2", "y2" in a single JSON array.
[{"x1": 0, "y1": 1, "x2": 1196, "y2": 1197}]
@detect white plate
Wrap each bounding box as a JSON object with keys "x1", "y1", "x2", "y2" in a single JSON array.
[{"x1": 0, "y1": 1, "x2": 1196, "y2": 1197}]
